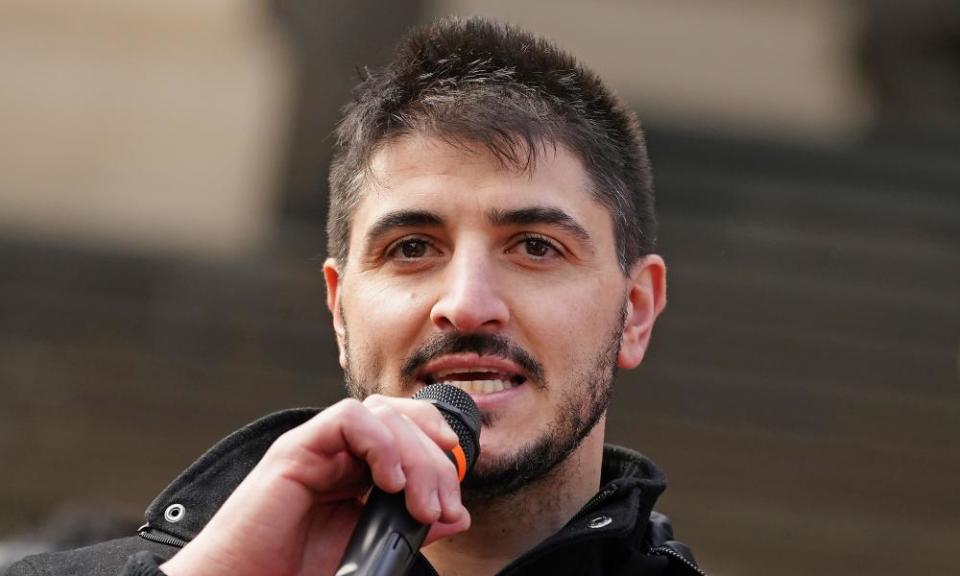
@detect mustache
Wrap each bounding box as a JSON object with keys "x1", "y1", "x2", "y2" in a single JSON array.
[{"x1": 400, "y1": 332, "x2": 545, "y2": 387}]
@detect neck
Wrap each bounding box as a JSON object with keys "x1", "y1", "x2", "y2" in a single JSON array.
[{"x1": 423, "y1": 422, "x2": 606, "y2": 576}]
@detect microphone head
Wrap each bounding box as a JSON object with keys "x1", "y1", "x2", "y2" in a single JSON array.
[{"x1": 413, "y1": 384, "x2": 482, "y2": 474}]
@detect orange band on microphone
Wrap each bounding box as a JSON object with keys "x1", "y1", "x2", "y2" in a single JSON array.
[{"x1": 451, "y1": 445, "x2": 467, "y2": 482}]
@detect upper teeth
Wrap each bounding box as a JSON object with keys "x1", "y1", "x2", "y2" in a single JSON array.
[{"x1": 442, "y1": 379, "x2": 515, "y2": 394}]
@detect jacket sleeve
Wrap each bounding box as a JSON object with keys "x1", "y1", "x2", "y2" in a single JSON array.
[
  {"x1": 3, "y1": 551, "x2": 167, "y2": 576},
  {"x1": 114, "y1": 552, "x2": 168, "y2": 576},
  {"x1": 2, "y1": 558, "x2": 41, "y2": 576}
]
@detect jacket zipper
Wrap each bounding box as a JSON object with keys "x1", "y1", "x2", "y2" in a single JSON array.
[
  {"x1": 137, "y1": 523, "x2": 187, "y2": 548},
  {"x1": 570, "y1": 486, "x2": 616, "y2": 522},
  {"x1": 649, "y1": 544, "x2": 707, "y2": 575}
]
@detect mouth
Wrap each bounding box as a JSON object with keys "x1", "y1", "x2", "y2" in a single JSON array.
[{"x1": 417, "y1": 358, "x2": 528, "y2": 395}]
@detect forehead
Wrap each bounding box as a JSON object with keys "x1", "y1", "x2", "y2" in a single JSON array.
[{"x1": 349, "y1": 134, "x2": 614, "y2": 237}]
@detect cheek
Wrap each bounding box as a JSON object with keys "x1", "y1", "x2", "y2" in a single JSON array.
[
  {"x1": 343, "y1": 282, "x2": 432, "y2": 355},
  {"x1": 513, "y1": 279, "x2": 623, "y2": 365}
]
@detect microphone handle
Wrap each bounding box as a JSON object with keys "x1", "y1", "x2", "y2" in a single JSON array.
[{"x1": 334, "y1": 488, "x2": 429, "y2": 576}]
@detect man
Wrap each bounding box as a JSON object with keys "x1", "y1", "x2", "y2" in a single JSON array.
[{"x1": 7, "y1": 16, "x2": 701, "y2": 576}]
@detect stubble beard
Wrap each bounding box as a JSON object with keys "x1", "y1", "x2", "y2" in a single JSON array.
[
  {"x1": 459, "y1": 322, "x2": 621, "y2": 504},
  {"x1": 340, "y1": 306, "x2": 624, "y2": 503}
]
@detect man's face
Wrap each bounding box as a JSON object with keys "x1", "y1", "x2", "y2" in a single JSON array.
[{"x1": 324, "y1": 134, "x2": 664, "y2": 496}]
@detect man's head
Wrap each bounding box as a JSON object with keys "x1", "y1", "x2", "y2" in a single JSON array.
[
  {"x1": 327, "y1": 16, "x2": 656, "y2": 273},
  {"x1": 323, "y1": 17, "x2": 666, "y2": 499}
]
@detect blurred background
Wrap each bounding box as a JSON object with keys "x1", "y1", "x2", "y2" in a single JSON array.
[{"x1": 1, "y1": 1, "x2": 957, "y2": 574}]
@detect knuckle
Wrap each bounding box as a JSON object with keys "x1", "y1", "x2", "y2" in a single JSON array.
[
  {"x1": 407, "y1": 451, "x2": 437, "y2": 477},
  {"x1": 266, "y1": 429, "x2": 306, "y2": 463},
  {"x1": 369, "y1": 402, "x2": 399, "y2": 420},
  {"x1": 363, "y1": 394, "x2": 390, "y2": 408},
  {"x1": 269, "y1": 430, "x2": 296, "y2": 454},
  {"x1": 334, "y1": 397, "x2": 365, "y2": 418}
]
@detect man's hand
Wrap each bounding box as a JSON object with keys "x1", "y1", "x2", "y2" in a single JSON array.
[{"x1": 160, "y1": 395, "x2": 471, "y2": 576}]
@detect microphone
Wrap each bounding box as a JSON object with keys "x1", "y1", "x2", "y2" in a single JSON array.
[{"x1": 335, "y1": 384, "x2": 482, "y2": 576}]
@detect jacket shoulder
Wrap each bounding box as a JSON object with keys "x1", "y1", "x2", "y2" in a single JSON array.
[{"x1": 4, "y1": 537, "x2": 177, "y2": 576}]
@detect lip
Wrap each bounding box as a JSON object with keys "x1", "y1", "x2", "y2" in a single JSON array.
[
  {"x1": 417, "y1": 353, "x2": 527, "y2": 381},
  {"x1": 415, "y1": 353, "x2": 529, "y2": 401}
]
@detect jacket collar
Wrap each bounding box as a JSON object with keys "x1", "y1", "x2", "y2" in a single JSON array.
[
  {"x1": 143, "y1": 408, "x2": 318, "y2": 543},
  {"x1": 142, "y1": 408, "x2": 669, "y2": 553},
  {"x1": 496, "y1": 445, "x2": 669, "y2": 573}
]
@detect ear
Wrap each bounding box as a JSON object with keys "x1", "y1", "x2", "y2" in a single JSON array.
[
  {"x1": 323, "y1": 258, "x2": 349, "y2": 370},
  {"x1": 618, "y1": 254, "x2": 667, "y2": 369}
]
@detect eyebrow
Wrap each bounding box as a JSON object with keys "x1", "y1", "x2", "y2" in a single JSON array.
[
  {"x1": 362, "y1": 206, "x2": 595, "y2": 252},
  {"x1": 364, "y1": 210, "x2": 445, "y2": 247},
  {"x1": 488, "y1": 206, "x2": 594, "y2": 246}
]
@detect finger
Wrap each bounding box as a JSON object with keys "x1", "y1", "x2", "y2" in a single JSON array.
[
  {"x1": 364, "y1": 396, "x2": 465, "y2": 524},
  {"x1": 274, "y1": 399, "x2": 406, "y2": 494},
  {"x1": 409, "y1": 419, "x2": 465, "y2": 525},
  {"x1": 365, "y1": 396, "x2": 460, "y2": 451},
  {"x1": 423, "y1": 508, "x2": 471, "y2": 546},
  {"x1": 368, "y1": 402, "x2": 459, "y2": 524}
]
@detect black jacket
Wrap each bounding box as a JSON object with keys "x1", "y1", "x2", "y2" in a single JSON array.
[{"x1": 7, "y1": 408, "x2": 703, "y2": 576}]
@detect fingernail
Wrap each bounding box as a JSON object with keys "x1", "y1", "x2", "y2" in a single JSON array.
[
  {"x1": 392, "y1": 464, "x2": 406, "y2": 487},
  {"x1": 428, "y1": 490, "x2": 441, "y2": 515},
  {"x1": 442, "y1": 424, "x2": 457, "y2": 443}
]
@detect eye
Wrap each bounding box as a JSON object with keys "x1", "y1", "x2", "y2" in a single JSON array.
[
  {"x1": 386, "y1": 237, "x2": 436, "y2": 260},
  {"x1": 511, "y1": 235, "x2": 562, "y2": 260}
]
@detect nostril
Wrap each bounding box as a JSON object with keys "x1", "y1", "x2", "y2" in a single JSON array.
[{"x1": 432, "y1": 316, "x2": 456, "y2": 332}]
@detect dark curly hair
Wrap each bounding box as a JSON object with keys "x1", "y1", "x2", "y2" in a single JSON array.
[{"x1": 328, "y1": 16, "x2": 656, "y2": 272}]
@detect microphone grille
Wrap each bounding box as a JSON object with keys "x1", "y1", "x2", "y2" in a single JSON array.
[{"x1": 413, "y1": 384, "x2": 481, "y2": 470}]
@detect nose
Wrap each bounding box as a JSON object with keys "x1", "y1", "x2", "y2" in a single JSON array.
[{"x1": 430, "y1": 248, "x2": 510, "y2": 332}]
